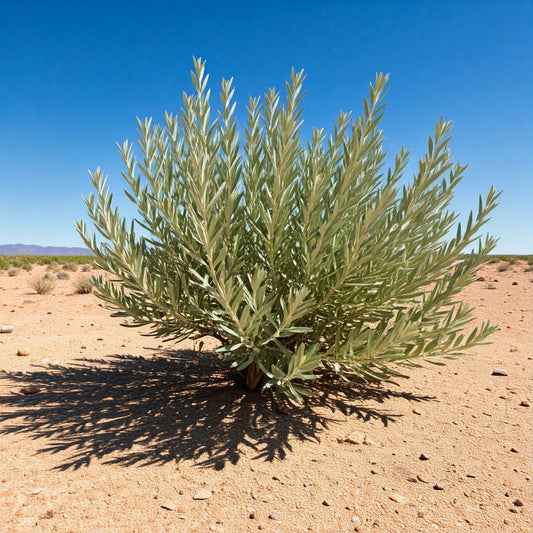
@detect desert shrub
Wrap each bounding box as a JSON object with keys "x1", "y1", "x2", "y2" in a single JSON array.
[
  {"x1": 498, "y1": 262, "x2": 510, "y2": 272},
  {"x1": 57, "y1": 271, "x2": 70, "y2": 280},
  {"x1": 73, "y1": 276, "x2": 93, "y2": 294},
  {"x1": 78, "y1": 59, "x2": 499, "y2": 403},
  {"x1": 8, "y1": 268, "x2": 19, "y2": 277},
  {"x1": 487, "y1": 257, "x2": 499, "y2": 264},
  {"x1": 29, "y1": 274, "x2": 56, "y2": 294},
  {"x1": 524, "y1": 266, "x2": 533, "y2": 272},
  {"x1": 81, "y1": 264, "x2": 92, "y2": 272},
  {"x1": 47, "y1": 261, "x2": 61, "y2": 272},
  {"x1": 63, "y1": 262, "x2": 78, "y2": 271}
]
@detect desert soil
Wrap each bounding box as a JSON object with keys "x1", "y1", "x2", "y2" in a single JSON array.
[{"x1": 0, "y1": 262, "x2": 531, "y2": 533}]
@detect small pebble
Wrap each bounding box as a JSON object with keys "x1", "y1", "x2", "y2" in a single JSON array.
[
  {"x1": 512, "y1": 281, "x2": 518, "y2": 285},
  {"x1": 513, "y1": 499, "x2": 523, "y2": 507},
  {"x1": 322, "y1": 500, "x2": 333, "y2": 507},
  {"x1": 0, "y1": 325, "x2": 14, "y2": 333},
  {"x1": 17, "y1": 349, "x2": 31, "y2": 357},
  {"x1": 342, "y1": 432, "x2": 365, "y2": 445},
  {"x1": 491, "y1": 368, "x2": 508, "y2": 376},
  {"x1": 417, "y1": 474, "x2": 429, "y2": 483},
  {"x1": 268, "y1": 512, "x2": 280, "y2": 520},
  {"x1": 193, "y1": 490, "x2": 212, "y2": 500},
  {"x1": 519, "y1": 400, "x2": 530, "y2": 407},
  {"x1": 407, "y1": 475, "x2": 418, "y2": 483},
  {"x1": 20, "y1": 385, "x2": 42, "y2": 395},
  {"x1": 81, "y1": 345, "x2": 87, "y2": 350},
  {"x1": 433, "y1": 481, "x2": 445, "y2": 490},
  {"x1": 160, "y1": 503, "x2": 176, "y2": 511},
  {"x1": 510, "y1": 448, "x2": 518, "y2": 453},
  {"x1": 389, "y1": 492, "x2": 409, "y2": 505},
  {"x1": 419, "y1": 453, "x2": 429, "y2": 461},
  {"x1": 412, "y1": 408, "x2": 422, "y2": 415}
]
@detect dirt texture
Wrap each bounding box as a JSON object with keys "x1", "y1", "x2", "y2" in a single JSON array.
[{"x1": 0, "y1": 262, "x2": 531, "y2": 532}]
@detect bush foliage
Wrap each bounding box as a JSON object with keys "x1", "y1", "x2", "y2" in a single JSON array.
[
  {"x1": 78, "y1": 59, "x2": 499, "y2": 403},
  {"x1": 29, "y1": 274, "x2": 56, "y2": 295},
  {"x1": 73, "y1": 275, "x2": 94, "y2": 294}
]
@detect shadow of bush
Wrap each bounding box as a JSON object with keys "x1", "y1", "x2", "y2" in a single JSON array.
[{"x1": 0, "y1": 349, "x2": 434, "y2": 470}]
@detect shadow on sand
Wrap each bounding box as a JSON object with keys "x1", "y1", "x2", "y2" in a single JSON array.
[{"x1": 0, "y1": 349, "x2": 434, "y2": 470}]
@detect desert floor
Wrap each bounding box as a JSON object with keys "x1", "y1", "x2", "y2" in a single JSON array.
[{"x1": 0, "y1": 262, "x2": 531, "y2": 533}]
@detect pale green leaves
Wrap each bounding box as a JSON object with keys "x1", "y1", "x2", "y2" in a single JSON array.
[{"x1": 77, "y1": 58, "x2": 499, "y2": 405}]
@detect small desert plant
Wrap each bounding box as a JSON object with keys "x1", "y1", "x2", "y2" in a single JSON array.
[
  {"x1": 524, "y1": 266, "x2": 533, "y2": 272},
  {"x1": 78, "y1": 59, "x2": 499, "y2": 404},
  {"x1": 29, "y1": 274, "x2": 56, "y2": 294},
  {"x1": 47, "y1": 261, "x2": 61, "y2": 273},
  {"x1": 81, "y1": 264, "x2": 92, "y2": 272},
  {"x1": 8, "y1": 268, "x2": 19, "y2": 277},
  {"x1": 22, "y1": 264, "x2": 33, "y2": 271},
  {"x1": 57, "y1": 271, "x2": 70, "y2": 280},
  {"x1": 63, "y1": 262, "x2": 78, "y2": 272},
  {"x1": 498, "y1": 262, "x2": 510, "y2": 272},
  {"x1": 487, "y1": 257, "x2": 499, "y2": 264},
  {"x1": 73, "y1": 276, "x2": 93, "y2": 294}
]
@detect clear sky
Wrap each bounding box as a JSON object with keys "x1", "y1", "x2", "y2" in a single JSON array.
[{"x1": 1, "y1": 0, "x2": 531, "y2": 253}]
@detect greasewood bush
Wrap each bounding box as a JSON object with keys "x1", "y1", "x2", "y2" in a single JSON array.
[
  {"x1": 73, "y1": 276, "x2": 93, "y2": 294},
  {"x1": 29, "y1": 274, "x2": 56, "y2": 295},
  {"x1": 78, "y1": 59, "x2": 500, "y2": 404}
]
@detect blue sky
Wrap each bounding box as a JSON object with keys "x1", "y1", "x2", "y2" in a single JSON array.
[{"x1": 1, "y1": 0, "x2": 531, "y2": 253}]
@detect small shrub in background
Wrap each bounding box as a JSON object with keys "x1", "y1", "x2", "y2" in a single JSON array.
[
  {"x1": 47, "y1": 261, "x2": 61, "y2": 273},
  {"x1": 8, "y1": 268, "x2": 19, "y2": 277},
  {"x1": 524, "y1": 266, "x2": 533, "y2": 272},
  {"x1": 63, "y1": 262, "x2": 78, "y2": 272},
  {"x1": 73, "y1": 276, "x2": 93, "y2": 294},
  {"x1": 29, "y1": 274, "x2": 56, "y2": 294},
  {"x1": 498, "y1": 262, "x2": 510, "y2": 272},
  {"x1": 81, "y1": 264, "x2": 92, "y2": 272},
  {"x1": 57, "y1": 271, "x2": 70, "y2": 280},
  {"x1": 22, "y1": 264, "x2": 33, "y2": 271},
  {"x1": 78, "y1": 59, "x2": 499, "y2": 404},
  {"x1": 487, "y1": 257, "x2": 499, "y2": 264}
]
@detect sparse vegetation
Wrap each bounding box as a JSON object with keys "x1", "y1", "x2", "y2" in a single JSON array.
[
  {"x1": 63, "y1": 262, "x2": 78, "y2": 272},
  {"x1": 29, "y1": 274, "x2": 56, "y2": 294},
  {"x1": 8, "y1": 268, "x2": 19, "y2": 277},
  {"x1": 0, "y1": 255, "x2": 94, "y2": 271},
  {"x1": 498, "y1": 262, "x2": 510, "y2": 272},
  {"x1": 81, "y1": 264, "x2": 92, "y2": 272},
  {"x1": 73, "y1": 276, "x2": 93, "y2": 294},
  {"x1": 57, "y1": 271, "x2": 70, "y2": 280}
]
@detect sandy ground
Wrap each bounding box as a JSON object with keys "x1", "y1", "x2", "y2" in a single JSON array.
[{"x1": 0, "y1": 262, "x2": 531, "y2": 533}]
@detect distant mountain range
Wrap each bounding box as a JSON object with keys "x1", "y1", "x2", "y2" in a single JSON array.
[{"x1": 0, "y1": 244, "x2": 93, "y2": 256}]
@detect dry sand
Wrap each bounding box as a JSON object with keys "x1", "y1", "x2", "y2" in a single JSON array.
[{"x1": 0, "y1": 262, "x2": 531, "y2": 532}]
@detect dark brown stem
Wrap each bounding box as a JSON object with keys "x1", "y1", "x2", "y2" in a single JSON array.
[{"x1": 245, "y1": 361, "x2": 264, "y2": 390}]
